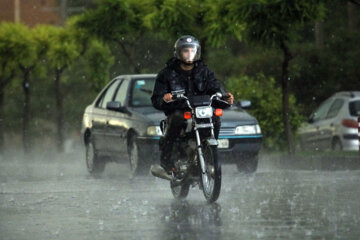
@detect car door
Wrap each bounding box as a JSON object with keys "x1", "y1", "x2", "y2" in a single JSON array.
[
  {"x1": 317, "y1": 99, "x2": 344, "y2": 149},
  {"x1": 305, "y1": 98, "x2": 334, "y2": 150},
  {"x1": 106, "y1": 78, "x2": 131, "y2": 154},
  {"x1": 91, "y1": 79, "x2": 121, "y2": 152}
]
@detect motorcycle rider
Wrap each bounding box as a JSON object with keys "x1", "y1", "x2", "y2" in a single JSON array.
[{"x1": 151, "y1": 35, "x2": 234, "y2": 173}]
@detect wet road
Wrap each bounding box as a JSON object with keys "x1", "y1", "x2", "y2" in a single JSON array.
[{"x1": 1, "y1": 151, "x2": 360, "y2": 240}]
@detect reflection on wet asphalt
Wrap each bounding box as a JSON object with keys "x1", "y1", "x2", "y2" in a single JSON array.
[
  {"x1": 0, "y1": 152, "x2": 360, "y2": 239},
  {"x1": 158, "y1": 201, "x2": 223, "y2": 240}
]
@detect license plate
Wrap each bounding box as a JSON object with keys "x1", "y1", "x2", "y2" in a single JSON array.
[{"x1": 217, "y1": 139, "x2": 229, "y2": 149}]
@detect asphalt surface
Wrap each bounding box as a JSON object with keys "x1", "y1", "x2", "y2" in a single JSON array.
[{"x1": 1, "y1": 149, "x2": 360, "y2": 240}]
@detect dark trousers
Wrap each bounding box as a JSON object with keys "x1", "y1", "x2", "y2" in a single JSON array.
[{"x1": 159, "y1": 110, "x2": 221, "y2": 169}]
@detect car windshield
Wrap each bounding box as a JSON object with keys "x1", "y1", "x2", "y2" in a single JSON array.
[
  {"x1": 130, "y1": 78, "x2": 155, "y2": 107},
  {"x1": 349, "y1": 100, "x2": 360, "y2": 116}
]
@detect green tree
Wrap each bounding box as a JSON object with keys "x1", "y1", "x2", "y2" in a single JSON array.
[
  {"x1": 76, "y1": 0, "x2": 153, "y2": 73},
  {"x1": 85, "y1": 40, "x2": 114, "y2": 92},
  {"x1": 227, "y1": 74, "x2": 304, "y2": 149},
  {"x1": 144, "y1": 0, "x2": 244, "y2": 59},
  {"x1": 47, "y1": 26, "x2": 81, "y2": 152},
  {"x1": 0, "y1": 22, "x2": 34, "y2": 153},
  {"x1": 224, "y1": 0, "x2": 326, "y2": 155},
  {"x1": 18, "y1": 25, "x2": 56, "y2": 153}
]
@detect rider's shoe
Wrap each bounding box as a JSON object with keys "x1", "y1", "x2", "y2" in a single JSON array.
[
  {"x1": 160, "y1": 163, "x2": 176, "y2": 175},
  {"x1": 150, "y1": 164, "x2": 172, "y2": 180}
]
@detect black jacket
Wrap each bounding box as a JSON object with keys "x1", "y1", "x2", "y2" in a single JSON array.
[{"x1": 151, "y1": 58, "x2": 222, "y2": 115}]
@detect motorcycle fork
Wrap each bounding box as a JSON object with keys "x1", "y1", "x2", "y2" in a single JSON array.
[{"x1": 194, "y1": 117, "x2": 216, "y2": 175}]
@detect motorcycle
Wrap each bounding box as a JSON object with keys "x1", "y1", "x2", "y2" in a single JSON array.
[{"x1": 151, "y1": 90, "x2": 230, "y2": 203}]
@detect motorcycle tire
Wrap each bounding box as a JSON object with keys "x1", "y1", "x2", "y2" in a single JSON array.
[
  {"x1": 201, "y1": 144, "x2": 221, "y2": 203},
  {"x1": 170, "y1": 180, "x2": 190, "y2": 200}
]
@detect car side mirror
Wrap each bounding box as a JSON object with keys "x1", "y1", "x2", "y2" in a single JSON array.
[
  {"x1": 106, "y1": 101, "x2": 123, "y2": 112},
  {"x1": 238, "y1": 100, "x2": 251, "y2": 109}
]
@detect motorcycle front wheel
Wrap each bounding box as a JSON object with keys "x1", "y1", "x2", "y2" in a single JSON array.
[
  {"x1": 170, "y1": 180, "x2": 190, "y2": 200},
  {"x1": 201, "y1": 144, "x2": 221, "y2": 203}
]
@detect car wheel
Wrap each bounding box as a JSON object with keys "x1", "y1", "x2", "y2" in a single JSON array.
[
  {"x1": 332, "y1": 138, "x2": 342, "y2": 151},
  {"x1": 236, "y1": 154, "x2": 258, "y2": 173},
  {"x1": 86, "y1": 140, "x2": 105, "y2": 175},
  {"x1": 128, "y1": 134, "x2": 148, "y2": 177}
]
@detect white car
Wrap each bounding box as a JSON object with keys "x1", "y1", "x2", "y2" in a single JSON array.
[{"x1": 298, "y1": 91, "x2": 360, "y2": 151}]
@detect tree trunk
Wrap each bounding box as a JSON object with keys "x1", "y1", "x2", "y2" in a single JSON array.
[
  {"x1": 314, "y1": 21, "x2": 324, "y2": 49},
  {"x1": 280, "y1": 42, "x2": 295, "y2": 156},
  {"x1": 0, "y1": 89, "x2": 4, "y2": 154},
  {"x1": 117, "y1": 41, "x2": 141, "y2": 74},
  {"x1": 0, "y1": 72, "x2": 15, "y2": 154},
  {"x1": 200, "y1": 37, "x2": 208, "y2": 62},
  {"x1": 55, "y1": 68, "x2": 64, "y2": 152},
  {"x1": 348, "y1": 1, "x2": 357, "y2": 32},
  {"x1": 22, "y1": 69, "x2": 31, "y2": 153}
]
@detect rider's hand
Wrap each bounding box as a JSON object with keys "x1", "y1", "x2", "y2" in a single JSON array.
[
  {"x1": 163, "y1": 93, "x2": 173, "y2": 103},
  {"x1": 226, "y1": 92, "x2": 234, "y2": 105}
]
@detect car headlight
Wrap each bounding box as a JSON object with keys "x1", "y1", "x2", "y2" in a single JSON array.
[
  {"x1": 195, "y1": 106, "x2": 213, "y2": 118},
  {"x1": 255, "y1": 124, "x2": 261, "y2": 134},
  {"x1": 235, "y1": 124, "x2": 261, "y2": 135},
  {"x1": 147, "y1": 126, "x2": 163, "y2": 136}
]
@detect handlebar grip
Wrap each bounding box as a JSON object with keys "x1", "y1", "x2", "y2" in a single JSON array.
[
  {"x1": 222, "y1": 94, "x2": 231, "y2": 99},
  {"x1": 171, "y1": 95, "x2": 177, "y2": 100}
]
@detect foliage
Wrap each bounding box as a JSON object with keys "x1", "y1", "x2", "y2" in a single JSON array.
[
  {"x1": 85, "y1": 40, "x2": 114, "y2": 92},
  {"x1": 76, "y1": 0, "x2": 151, "y2": 42},
  {"x1": 144, "y1": 0, "x2": 200, "y2": 38},
  {"x1": 204, "y1": 0, "x2": 244, "y2": 47},
  {"x1": 227, "y1": 74, "x2": 304, "y2": 149},
  {"x1": 47, "y1": 27, "x2": 80, "y2": 70},
  {"x1": 75, "y1": 0, "x2": 155, "y2": 73},
  {"x1": 227, "y1": 0, "x2": 326, "y2": 46},
  {"x1": 289, "y1": 29, "x2": 360, "y2": 116},
  {"x1": 143, "y1": 0, "x2": 244, "y2": 57},
  {"x1": 0, "y1": 23, "x2": 35, "y2": 80},
  {"x1": 31, "y1": 25, "x2": 56, "y2": 59}
]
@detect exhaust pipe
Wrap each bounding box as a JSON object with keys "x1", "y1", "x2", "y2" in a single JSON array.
[{"x1": 150, "y1": 165, "x2": 173, "y2": 181}]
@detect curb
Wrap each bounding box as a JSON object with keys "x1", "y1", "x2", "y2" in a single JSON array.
[{"x1": 262, "y1": 155, "x2": 360, "y2": 171}]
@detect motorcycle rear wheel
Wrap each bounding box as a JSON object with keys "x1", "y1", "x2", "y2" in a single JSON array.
[{"x1": 201, "y1": 144, "x2": 221, "y2": 203}]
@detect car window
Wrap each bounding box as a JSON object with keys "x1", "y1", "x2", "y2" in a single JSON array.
[
  {"x1": 114, "y1": 79, "x2": 130, "y2": 106},
  {"x1": 312, "y1": 98, "x2": 333, "y2": 122},
  {"x1": 130, "y1": 78, "x2": 155, "y2": 107},
  {"x1": 349, "y1": 100, "x2": 360, "y2": 116},
  {"x1": 96, "y1": 79, "x2": 121, "y2": 109},
  {"x1": 326, "y1": 99, "x2": 344, "y2": 119}
]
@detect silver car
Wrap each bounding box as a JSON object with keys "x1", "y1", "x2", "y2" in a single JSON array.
[{"x1": 298, "y1": 91, "x2": 360, "y2": 151}]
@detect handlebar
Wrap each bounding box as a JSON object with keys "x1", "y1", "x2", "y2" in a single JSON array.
[
  {"x1": 169, "y1": 90, "x2": 230, "y2": 110},
  {"x1": 210, "y1": 92, "x2": 230, "y2": 101},
  {"x1": 171, "y1": 90, "x2": 186, "y2": 100}
]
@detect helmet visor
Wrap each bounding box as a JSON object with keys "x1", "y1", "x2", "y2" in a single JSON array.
[{"x1": 180, "y1": 46, "x2": 199, "y2": 63}]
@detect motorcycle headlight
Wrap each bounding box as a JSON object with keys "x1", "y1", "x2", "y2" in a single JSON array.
[
  {"x1": 147, "y1": 126, "x2": 163, "y2": 136},
  {"x1": 235, "y1": 124, "x2": 261, "y2": 135},
  {"x1": 195, "y1": 106, "x2": 213, "y2": 118}
]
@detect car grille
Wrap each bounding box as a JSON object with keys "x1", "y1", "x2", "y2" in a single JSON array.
[{"x1": 219, "y1": 127, "x2": 235, "y2": 136}]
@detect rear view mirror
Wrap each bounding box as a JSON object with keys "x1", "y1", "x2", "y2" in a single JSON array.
[{"x1": 238, "y1": 100, "x2": 251, "y2": 109}]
